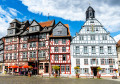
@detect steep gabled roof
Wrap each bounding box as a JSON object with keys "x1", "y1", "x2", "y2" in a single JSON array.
[
  {"x1": 49, "y1": 22, "x2": 71, "y2": 38},
  {"x1": 39, "y1": 20, "x2": 55, "y2": 27}
]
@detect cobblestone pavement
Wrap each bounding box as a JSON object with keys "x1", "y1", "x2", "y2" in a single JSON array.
[{"x1": 0, "y1": 76, "x2": 120, "y2": 84}]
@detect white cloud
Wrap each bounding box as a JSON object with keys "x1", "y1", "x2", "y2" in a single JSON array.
[
  {"x1": 8, "y1": 8, "x2": 22, "y2": 16},
  {"x1": 114, "y1": 34, "x2": 120, "y2": 42},
  {"x1": 20, "y1": 0, "x2": 120, "y2": 33},
  {"x1": 0, "y1": 6, "x2": 22, "y2": 37}
]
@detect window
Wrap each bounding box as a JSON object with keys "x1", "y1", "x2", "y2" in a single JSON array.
[
  {"x1": 100, "y1": 46, "x2": 104, "y2": 54},
  {"x1": 92, "y1": 46, "x2": 95, "y2": 54},
  {"x1": 14, "y1": 53, "x2": 17, "y2": 59},
  {"x1": 87, "y1": 27, "x2": 89, "y2": 31},
  {"x1": 54, "y1": 55, "x2": 59, "y2": 61},
  {"x1": 39, "y1": 42, "x2": 45, "y2": 47},
  {"x1": 63, "y1": 55, "x2": 66, "y2": 61},
  {"x1": 108, "y1": 46, "x2": 112, "y2": 54},
  {"x1": 40, "y1": 63, "x2": 43, "y2": 69},
  {"x1": 75, "y1": 46, "x2": 79, "y2": 54},
  {"x1": 23, "y1": 44, "x2": 27, "y2": 48},
  {"x1": 9, "y1": 30, "x2": 13, "y2": 34},
  {"x1": 103, "y1": 35, "x2": 107, "y2": 40},
  {"x1": 62, "y1": 39, "x2": 66, "y2": 44},
  {"x1": 5, "y1": 46, "x2": 8, "y2": 50},
  {"x1": 39, "y1": 51, "x2": 45, "y2": 58},
  {"x1": 101, "y1": 59, "x2": 105, "y2": 64},
  {"x1": 30, "y1": 35, "x2": 37, "y2": 39},
  {"x1": 54, "y1": 39, "x2": 58, "y2": 44},
  {"x1": 91, "y1": 59, "x2": 96, "y2": 64},
  {"x1": 32, "y1": 26, "x2": 37, "y2": 31},
  {"x1": 61, "y1": 66, "x2": 65, "y2": 72},
  {"x1": 14, "y1": 38, "x2": 17, "y2": 42},
  {"x1": 101, "y1": 68, "x2": 105, "y2": 73},
  {"x1": 42, "y1": 33, "x2": 46, "y2": 38},
  {"x1": 79, "y1": 36, "x2": 84, "y2": 40},
  {"x1": 30, "y1": 42, "x2": 36, "y2": 48},
  {"x1": 6, "y1": 39, "x2": 9, "y2": 43},
  {"x1": 55, "y1": 47, "x2": 58, "y2": 52},
  {"x1": 96, "y1": 28, "x2": 98, "y2": 31},
  {"x1": 14, "y1": 44, "x2": 17, "y2": 50},
  {"x1": 58, "y1": 31, "x2": 62, "y2": 34},
  {"x1": 23, "y1": 37, "x2": 27, "y2": 41},
  {"x1": 84, "y1": 68, "x2": 89, "y2": 73},
  {"x1": 23, "y1": 52, "x2": 27, "y2": 58},
  {"x1": 76, "y1": 59, "x2": 80, "y2": 65},
  {"x1": 66, "y1": 66, "x2": 70, "y2": 72},
  {"x1": 30, "y1": 51, "x2": 36, "y2": 58},
  {"x1": 10, "y1": 54, "x2": 12, "y2": 60},
  {"x1": 62, "y1": 47, "x2": 66, "y2": 52},
  {"x1": 84, "y1": 59, "x2": 88, "y2": 65},
  {"x1": 109, "y1": 68, "x2": 113, "y2": 73},
  {"x1": 6, "y1": 54, "x2": 8, "y2": 60},
  {"x1": 105, "y1": 59, "x2": 109, "y2": 65},
  {"x1": 39, "y1": 33, "x2": 46, "y2": 39},
  {"x1": 84, "y1": 46, "x2": 88, "y2": 54},
  {"x1": 10, "y1": 23, "x2": 14, "y2": 27},
  {"x1": 108, "y1": 59, "x2": 112, "y2": 64},
  {"x1": 91, "y1": 36, "x2": 95, "y2": 40}
]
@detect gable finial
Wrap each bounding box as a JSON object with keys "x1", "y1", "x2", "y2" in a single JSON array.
[{"x1": 89, "y1": 1, "x2": 91, "y2": 6}]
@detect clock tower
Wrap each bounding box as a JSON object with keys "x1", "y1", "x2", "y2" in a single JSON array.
[{"x1": 86, "y1": 6, "x2": 95, "y2": 20}]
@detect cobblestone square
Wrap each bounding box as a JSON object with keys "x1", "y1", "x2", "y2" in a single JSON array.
[{"x1": 0, "y1": 76, "x2": 120, "y2": 84}]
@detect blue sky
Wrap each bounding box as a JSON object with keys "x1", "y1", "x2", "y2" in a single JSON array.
[{"x1": 0, "y1": 0, "x2": 120, "y2": 42}]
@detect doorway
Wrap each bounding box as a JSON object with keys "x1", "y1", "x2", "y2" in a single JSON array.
[
  {"x1": 91, "y1": 67, "x2": 97, "y2": 76},
  {"x1": 45, "y1": 63, "x2": 49, "y2": 73}
]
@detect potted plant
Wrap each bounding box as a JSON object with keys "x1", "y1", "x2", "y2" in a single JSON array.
[
  {"x1": 74, "y1": 66, "x2": 80, "y2": 78},
  {"x1": 112, "y1": 69, "x2": 117, "y2": 79},
  {"x1": 97, "y1": 67, "x2": 102, "y2": 79},
  {"x1": 52, "y1": 66, "x2": 60, "y2": 78}
]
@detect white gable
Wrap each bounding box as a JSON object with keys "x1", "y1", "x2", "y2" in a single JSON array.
[{"x1": 31, "y1": 21, "x2": 39, "y2": 26}]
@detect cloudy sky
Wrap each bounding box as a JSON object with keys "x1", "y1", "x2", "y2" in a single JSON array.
[{"x1": 0, "y1": 0, "x2": 120, "y2": 42}]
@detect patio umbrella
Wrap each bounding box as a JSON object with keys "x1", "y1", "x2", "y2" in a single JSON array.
[
  {"x1": 8, "y1": 66, "x2": 12, "y2": 68},
  {"x1": 113, "y1": 69, "x2": 117, "y2": 71},
  {"x1": 11, "y1": 65, "x2": 18, "y2": 68},
  {"x1": 19, "y1": 66, "x2": 22, "y2": 69},
  {"x1": 22, "y1": 65, "x2": 29, "y2": 68}
]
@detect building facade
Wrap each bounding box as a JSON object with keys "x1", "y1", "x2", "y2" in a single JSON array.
[
  {"x1": 49, "y1": 22, "x2": 71, "y2": 76},
  {"x1": 116, "y1": 40, "x2": 120, "y2": 75},
  {"x1": 71, "y1": 6, "x2": 119, "y2": 77},
  {"x1": 0, "y1": 38, "x2": 4, "y2": 73},
  {"x1": 3, "y1": 19, "x2": 55, "y2": 75}
]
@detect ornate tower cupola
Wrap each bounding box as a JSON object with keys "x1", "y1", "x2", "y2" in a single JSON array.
[{"x1": 86, "y1": 6, "x2": 95, "y2": 20}]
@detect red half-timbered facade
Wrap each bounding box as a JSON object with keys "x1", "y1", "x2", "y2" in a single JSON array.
[
  {"x1": 3, "y1": 19, "x2": 55, "y2": 75},
  {"x1": 49, "y1": 22, "x2": 71, "y2": 75}
]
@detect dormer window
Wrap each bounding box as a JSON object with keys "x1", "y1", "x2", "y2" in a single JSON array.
[
  {"x1": 10, "y1": 30, "x2": 13, "y2": 34},
  {"x1": 32, "y1": 26, "x2": 37, "y2": 31},
  {"x1": 10, "y1": 23, "x2": 14, "y2": 27},
  {"x1": 58, "y1": 31, "x2": 62, "y2": 34}
]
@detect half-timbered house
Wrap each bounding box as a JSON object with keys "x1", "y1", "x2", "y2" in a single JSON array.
[
  {"x1": 49, "y1": 22, "x2": 71, "y2": 76},
  {"x1": 71, "y1": 6, "x2": 119, "y2": 77}
]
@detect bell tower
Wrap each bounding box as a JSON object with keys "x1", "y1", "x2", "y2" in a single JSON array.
[{"x1": 86, "y1": 6, "x2": 95, "y2": 20}]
